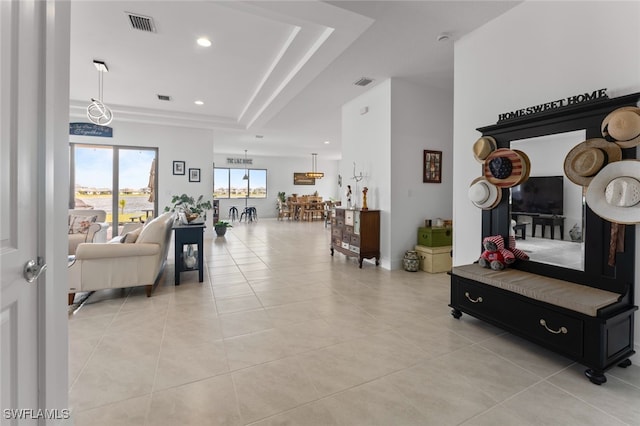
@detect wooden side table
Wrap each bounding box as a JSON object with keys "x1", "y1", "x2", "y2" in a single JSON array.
[
  {"x1": 173, "y1": 224, "x2": 205, "y2": 284},
  {"x1": 532, "y1": 216, "x2": 565, "y2": 240}
]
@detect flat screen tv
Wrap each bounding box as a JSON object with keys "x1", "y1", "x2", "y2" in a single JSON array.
[{"x1": 511, "y1": 176, "x2": 564, "y2": 216}]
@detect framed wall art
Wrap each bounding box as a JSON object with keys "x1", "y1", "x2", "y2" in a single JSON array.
[
  {"x1": 173, "y1": 160, "x2": 185, "y2": 175},
  {"x1": 189, "y1": 168, "x2": 201, "y2": 182},
  {"x1": 423, "y1": 150, "x2": 442, "y2": 183}
]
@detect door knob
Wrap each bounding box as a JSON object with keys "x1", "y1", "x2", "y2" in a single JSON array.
[{"x1": 23, "y1": 257, "x2": 47, "y2": 283}]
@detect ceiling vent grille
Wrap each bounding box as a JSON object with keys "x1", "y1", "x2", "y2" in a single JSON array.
[
  {"x1": 157, "y1": 94, "x2": 171, "y2": 101},
  {"x1": 354, "y1": 77, "x2": 374, "y2": 87},
  {"x1": 126, "y1": 12, "x2": 156, "y2": 33}
]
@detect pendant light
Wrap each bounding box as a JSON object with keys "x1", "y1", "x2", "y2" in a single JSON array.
[
  {"x1": 242, "y1": 149, "x2": 249, "y2": 180},
  {"x1": 305, "y1": 153, "x2": 324, "y2": 179},
  {"x1": 87, "y1": 60, "x2": 113, "y2": 126}
]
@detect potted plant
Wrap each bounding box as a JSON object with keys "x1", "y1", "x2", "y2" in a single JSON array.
[
  {"x1": 164, "y1": 194, "x2": 212, "y2": 222},
  {"x1": 214, "y1": 220, "x2": 232, "y2": 237}
]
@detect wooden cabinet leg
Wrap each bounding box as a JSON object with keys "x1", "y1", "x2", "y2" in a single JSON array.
[
  {"x1": 68, "y1": 293, "x2": 75, "y2": 305},
  {"x1": 359, "y1": 257, "x2": 363, "y2": 268},
  {"x1": 330, "y1": 247, "x2": 334, "y2": 256},
  {"x1": 584, "y1": 369, "x2": 607, "y2": 385},
  {"x1": 451, "y1": 309, "x2": 462, "y2": 319}
]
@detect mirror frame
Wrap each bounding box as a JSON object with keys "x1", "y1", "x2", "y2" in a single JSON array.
[{"x1": 477, "y1": 92, "x2": 639, "y2": 296}]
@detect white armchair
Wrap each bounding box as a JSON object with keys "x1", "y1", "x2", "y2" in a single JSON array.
[
  {"x1": 68, "y1": 212, "x2": 175, "y2": 304},
  {"x1": 68, "y1": 209, "x2": 109, "y2": 255}
]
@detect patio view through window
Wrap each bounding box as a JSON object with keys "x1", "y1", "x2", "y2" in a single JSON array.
[
  {"x1": 71, "y1": 144, "x2": 157, "y2": 235},
  {"x1": 214, "y1": 167, "x2": 267, "y2": 199}
]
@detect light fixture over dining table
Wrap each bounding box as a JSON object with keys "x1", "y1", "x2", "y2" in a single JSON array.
[
  {"x1": 305, "y1": 153, "x2": 324, "y2": 179},
  {"x1": 242, "y1": 149, "x2": 249, "y2": 180}
]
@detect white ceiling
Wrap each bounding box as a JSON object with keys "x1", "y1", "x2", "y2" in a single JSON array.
[{"x1": 69, "y1": 1, "x2": 520, "y2": 160}]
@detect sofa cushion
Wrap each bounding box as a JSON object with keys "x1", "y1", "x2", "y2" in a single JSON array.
[
  {"x1": 136, "y1": 213, "x2": 171, "y2": 244},
  {"x1": 69, "y1": 214, "x2": 97, "y2": 234},
  {"x1": 122, "y1": 226, "x2": 142, "y2": 243}
]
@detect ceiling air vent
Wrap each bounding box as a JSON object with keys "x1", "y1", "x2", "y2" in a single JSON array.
[
  {"x1": 354, "y1": 77, "x2": 374, "y2": 87},
  {"x1": 126, "y1": 12, "x2": 156, "y2": 33},
  {"x1": 157, "y1": 94, "x2": 171, "y2": 101}
]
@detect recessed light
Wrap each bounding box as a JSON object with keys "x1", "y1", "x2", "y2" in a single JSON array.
[
  {"x1": 324, "y1": 140, "x2": 330, "y2": 144},
  {"x1": 197, "y1": 37, "x2": 211, "y2": 47},
  {"x1": 194, "y1": 100, "x2": 204, "y2": 105}
]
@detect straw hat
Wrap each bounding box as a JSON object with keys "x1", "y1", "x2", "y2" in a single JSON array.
[
  {"x1": 585, "y1": 160, "x2": 640, "y2": 224},
  {"x1": 483, "y1": 148, "x2": 526, "y2": 188},
  {"x1": 563, "y1": 138, "x2": 621, "y2": 186},
  {"x1": 473, "y1": 136, "x2": 497, "y2": 162},
  {"x1": 468, "y1": 177, "x2": 502, "y2": 210},
  {"x1": 601, "y1": 107, "x2": 640, "y2": 148}
]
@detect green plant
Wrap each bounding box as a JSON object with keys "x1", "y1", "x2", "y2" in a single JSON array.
[
  {"x1": 164, "y1": 194, "x2": 213, "y2": 219},
  {"x1": 277, "y1": 192, "x2": 286, "y2": 202},
  {"x1": 214, "y1": 220, "x2": 233, "y2": 228}
]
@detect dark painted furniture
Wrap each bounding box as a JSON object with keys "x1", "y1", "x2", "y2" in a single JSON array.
[
  {"x1": 173, "y1": 223, "x2": 205, "y2": 284},
  {"x1": 450, "y1": 92, "x2": 639, "y2": 385},
  {"x1": 531, "y1": 215, "x2": 565, "y2": 239}
]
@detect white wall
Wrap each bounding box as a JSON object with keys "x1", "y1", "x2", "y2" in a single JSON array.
[
  {"x1": 390, "y1": 79, "x2": 453, "y2": 268},
  {"x1": 342, "y1": 78, "x2": 454, "y2": 269},
  {"x1": 453, "y1": 1, "x2": 640, "y2": 350},
  {"x1": 212, "y1": 153, "x2": 339, "y2": 219},
  {"x1": 70, "y1": 121, "x2": 216, "y2": 228}
]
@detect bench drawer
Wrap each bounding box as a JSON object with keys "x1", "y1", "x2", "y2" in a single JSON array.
[{"x1": 456, "y1": 277, "x2": 583, "y2": 358}]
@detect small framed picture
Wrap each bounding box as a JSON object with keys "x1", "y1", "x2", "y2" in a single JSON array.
[
  {"x1": 423, "y1": 150, "x2": 442, "y2": 183},
  {"x1": 189, "y1": 168, "x2": 201, "y2": 182},
  {"x1": 173, "y1": 161, "x2": 185, "y2": 175}
]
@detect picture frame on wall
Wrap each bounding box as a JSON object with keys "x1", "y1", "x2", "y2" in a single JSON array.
[
  {"x1": 189, "y1": 168, "x2": 201, "y2": 182},
  {"x1": 173, "y1": 161, "x2": 185, "y2": 175},
  {"x1": 423, "y1": 150, "x2": 442, "y2": 183}
]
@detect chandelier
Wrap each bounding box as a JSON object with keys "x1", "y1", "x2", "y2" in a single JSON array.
[
  {"x1": 305, "y1": 153, "x2": 324, "y2": 179},
  {"x1": 87, "y1": 60, "x2": 113, "y2": 126}
]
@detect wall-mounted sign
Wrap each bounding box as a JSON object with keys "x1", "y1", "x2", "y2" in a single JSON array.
[
  {"x1": 227, "y1": 157, "x2": 253, "y2": 165},
  {"x1": 498, "y1": 88, "x2": 608, "y2": 122},
  {"x1": 69, "y1": 122, "x2": 113, "y2": 137}
]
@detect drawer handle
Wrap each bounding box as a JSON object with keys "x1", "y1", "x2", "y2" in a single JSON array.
[
  {"x1": 539, "y1": 319, "x2": 568, "y2": 334},
  {"x1": 464, "y1": 292, "x2": 483, "y2": 303}
]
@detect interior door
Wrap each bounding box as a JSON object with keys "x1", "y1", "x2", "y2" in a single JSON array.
[{"x1": 1, "y1": 0, "x2": 47, "y2": 419}]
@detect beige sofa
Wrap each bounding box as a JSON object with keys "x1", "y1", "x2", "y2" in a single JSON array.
[
  {"x1": 68, "y1": 212, "x2": 175, "y2": 304},
  {"x1": 68, "y1": 209, "x2": 109, "y2": 255}
]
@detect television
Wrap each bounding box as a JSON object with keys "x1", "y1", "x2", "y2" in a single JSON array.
[{"x1": 511, "y1": 176, "x2": 564, "y2": 216}]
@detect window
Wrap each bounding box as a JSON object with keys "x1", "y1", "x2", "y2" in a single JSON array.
[
  {"x1": 213, "y1": 167, "x2": 267, "y2": 199},
  {"x1": 70, "y1": 144, "x2": 157, "y2": 236}
]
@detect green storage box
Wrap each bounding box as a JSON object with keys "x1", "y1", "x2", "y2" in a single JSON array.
[{"x1": 417, "y1": 227, "x2": 452, "y2": 247}]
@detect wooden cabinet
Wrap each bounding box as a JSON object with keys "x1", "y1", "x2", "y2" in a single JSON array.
[{"x1": 330, "y1": 208, "x2": 380, "y2": 268}]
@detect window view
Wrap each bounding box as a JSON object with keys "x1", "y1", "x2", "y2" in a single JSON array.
[
  {"x1": 72, "y1": 144, "x2": 157, "y2": 235},
  {"x1": 214, "y1": 167, "x2": 267, "y2": 199}
]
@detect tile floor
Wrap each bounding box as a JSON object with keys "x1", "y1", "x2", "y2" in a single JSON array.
[{"x1": 68, "y1": 219, "x2": 640, "y2": 425}]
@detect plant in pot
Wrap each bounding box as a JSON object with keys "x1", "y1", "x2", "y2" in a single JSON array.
[
  {"x1": 214, "y1": 220, "x2": 233, "y2": 237},
  {"x1": 164, "y1": 194, "x2": 212, "y2": 223}
]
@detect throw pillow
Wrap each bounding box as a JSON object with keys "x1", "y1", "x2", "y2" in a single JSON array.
[
  {"x1": 68, "y1": 214, "x2": 98, "y2": 234},
  {"x1": 121, "y1": 227, "x2": 142, "y2": 243}
]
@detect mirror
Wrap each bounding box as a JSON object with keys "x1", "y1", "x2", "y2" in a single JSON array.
[{"x1": 510, "y1": 130, "x2": 585, "y2": 271}]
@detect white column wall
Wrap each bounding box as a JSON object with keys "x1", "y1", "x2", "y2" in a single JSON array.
[
  {"x1": 341, "y1": 78, "x2": 454, "y2": 269},
  {"x1": 390, "y1": 79, "x2": 453, "y2": 269},
  {"x1": 453, "y1": 1, "x2": 640, "y2": 350},
  {"x1": 342, "y1": 80, "x2": 392, "y2": 267}
]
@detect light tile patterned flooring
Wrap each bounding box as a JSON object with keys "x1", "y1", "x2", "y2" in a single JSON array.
[{"x1": 68, "y1": 219, "x2": 640, "y2": 425}]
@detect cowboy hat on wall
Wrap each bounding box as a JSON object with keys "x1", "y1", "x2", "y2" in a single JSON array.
[{"x1": 585, "y1": 160, "x2": 640, "y2": 224}]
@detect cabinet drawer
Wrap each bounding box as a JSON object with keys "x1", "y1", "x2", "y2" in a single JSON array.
[
  {"x1": 332, "y1": 228, "x2": 342, "y2": 238},
  {"x1": 350, "y1": 235, "x2": 360, "y2": 246},
  {"x1": 456, "y1": 278, "x2": 583, "y2": 358}
]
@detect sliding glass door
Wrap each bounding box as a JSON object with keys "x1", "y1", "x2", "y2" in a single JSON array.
[{"x1": 70, "y1": 144, "x2": 157, "y2": 236}]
